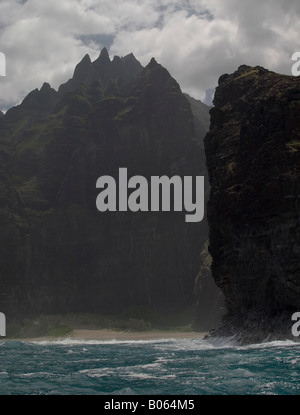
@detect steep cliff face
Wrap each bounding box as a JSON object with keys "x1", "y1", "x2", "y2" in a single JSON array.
[
  {"x1": 205, "y1": 65, "x2": 300, "y2": 342},
  {"x1": 0, "y1": 50, "x2": 214, "y2": 320}
]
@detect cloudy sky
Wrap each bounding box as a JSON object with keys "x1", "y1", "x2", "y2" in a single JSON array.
[{"x1": 0, "y1": 0, "x2": 299, "y2": 111}]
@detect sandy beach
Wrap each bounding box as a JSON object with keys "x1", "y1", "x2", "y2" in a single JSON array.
[
  {"x1": 19, "y1": 329, "x2": 208, "y2": 342},
  {"x1": 4, "y1": 312, "x2": 209, "y2": 342},
  {"x1": 69, "y1": 329, "x2": 207, "y2": 341}
]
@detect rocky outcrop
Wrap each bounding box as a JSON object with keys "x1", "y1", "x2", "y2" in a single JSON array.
[
  {"x1": 0, "y1": 50, "x2": 216, "y2": 322},
  {"x1": 205, "y1": 65, "x2": 300, "y2": 343}
]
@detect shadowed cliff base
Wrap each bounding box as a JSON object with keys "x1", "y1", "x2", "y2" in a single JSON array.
[{"x1": 204, "y1": 65, "x2": 300, "y2": 344}]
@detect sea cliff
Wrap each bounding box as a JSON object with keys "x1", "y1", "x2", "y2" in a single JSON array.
[{"x1": 205, "y1": 65, "x2": 300, "y2": 343}]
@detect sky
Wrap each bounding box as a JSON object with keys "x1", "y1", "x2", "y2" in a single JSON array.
[{"x1": 0, "y1": 0, "x2": 299, "y2": 112}]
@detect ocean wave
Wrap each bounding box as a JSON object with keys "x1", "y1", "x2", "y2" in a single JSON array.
[
  {"x1": 21, "y1": 335, "x2": 300, "y2": 355},
  {"x1": 109, "y1": 387, "x2": 136, "y2": 395},
  {"x1": 1, "y1": 336, "x2": 300, "y2": 395},
  {"x1": 235, "y1": 339, "x2": 300, "y2": 351},
  {"x1": 78, "y1": 363, "x2": 176, "y2": 381},
  {"x1": 18, "y1": 371, "x2": 55, "y2": 378},
  {"x1": 25, "y1": 337, "x2": 176, "y2": 346}
]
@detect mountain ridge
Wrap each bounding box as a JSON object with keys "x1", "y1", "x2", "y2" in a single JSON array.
[{"x1": 0, "y1": 49, "x2": 222, "y2": 330}]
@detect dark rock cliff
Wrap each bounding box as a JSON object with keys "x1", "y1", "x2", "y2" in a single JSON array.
[
  {"x1": 205, "y1": 65, "x2": 300, "y2": 343},
  {"x1": 0, "y1": 49, "x2": 220, "y2": 324}
]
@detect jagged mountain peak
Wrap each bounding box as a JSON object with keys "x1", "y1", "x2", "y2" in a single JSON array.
[
  {"x1": 139, "y1": 56, "x2": 180, "y2": 93},
  {"x1": 149, "y1": 57, "x2": 157, "y2": 65},
  {"x1": 58, "y1": 48, "x2": 143, "y2": 96},
  {"x1": 95, "y1": 47, "x2": 110, "y2": 64},
  {"x1": 121, "y1": 52, "x2": 138, "y2": 63},
  {"x1": 71, "y1": 54, "x2": 93, "y2": 84},
  {"x1": 40, "y1": 82, "x2": 51, "y2": 90},
  {"x1": 4, "y1": 81, "x2": 57, "y2": 119},
  {"x1": 80, "y1": 53, "x2": 91, "y2": 62},
  {"x1": 77, "y1": 53, "x2": 92, "y2": 67}
]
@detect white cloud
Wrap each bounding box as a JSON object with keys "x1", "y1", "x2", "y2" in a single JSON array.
[
  {"x1": 0, "y1": 0, "x2": 114, "y2": 110},
  {"x1": 110, "y1": 0, "x2": 300, "y2": 101},
  {"x1": 0, "y1": 0, "x2": 299, "y2": 110}
]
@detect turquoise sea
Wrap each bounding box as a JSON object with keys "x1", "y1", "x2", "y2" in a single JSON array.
[{"x1": 0, "y1": 337, "x2": 299, "y2": 395}]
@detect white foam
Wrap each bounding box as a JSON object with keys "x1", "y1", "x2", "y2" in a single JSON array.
[
  {"x1": 235, "y1": 339, "x2": 300, "y2": 351},
  {"x1": 110, "y1": 387, "x2": 136, "y2": 395},
  {"x1": 79, "y1": 367, "x2": 115, "y2": 378},
  {"x1": 25, "y1": 337, "x2": 183, "y2": 346},
  {"x1": 23, "y1": 336, "x2": 300, "y2": 354}
]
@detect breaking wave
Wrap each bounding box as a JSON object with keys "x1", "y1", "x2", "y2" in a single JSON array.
[{"x1": 0, "y1": 337, "x2": 299, "y2": 395}]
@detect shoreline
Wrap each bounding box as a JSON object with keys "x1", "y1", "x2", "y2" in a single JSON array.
[
  {"x1": 6, "y1": 329, "x2": 208, "y2": 342},
  {"x1": 70, "y1": 329, "x2": 208, "y2": 341}
]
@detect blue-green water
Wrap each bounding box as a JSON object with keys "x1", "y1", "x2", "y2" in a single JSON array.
[{"x1": 0, "y1": 337, "x2": 299, "y2": 395}]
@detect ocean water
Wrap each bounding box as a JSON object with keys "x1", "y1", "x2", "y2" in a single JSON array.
[{"x1": 0, "y1": 337, "x2": 299, "y2": 395}]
